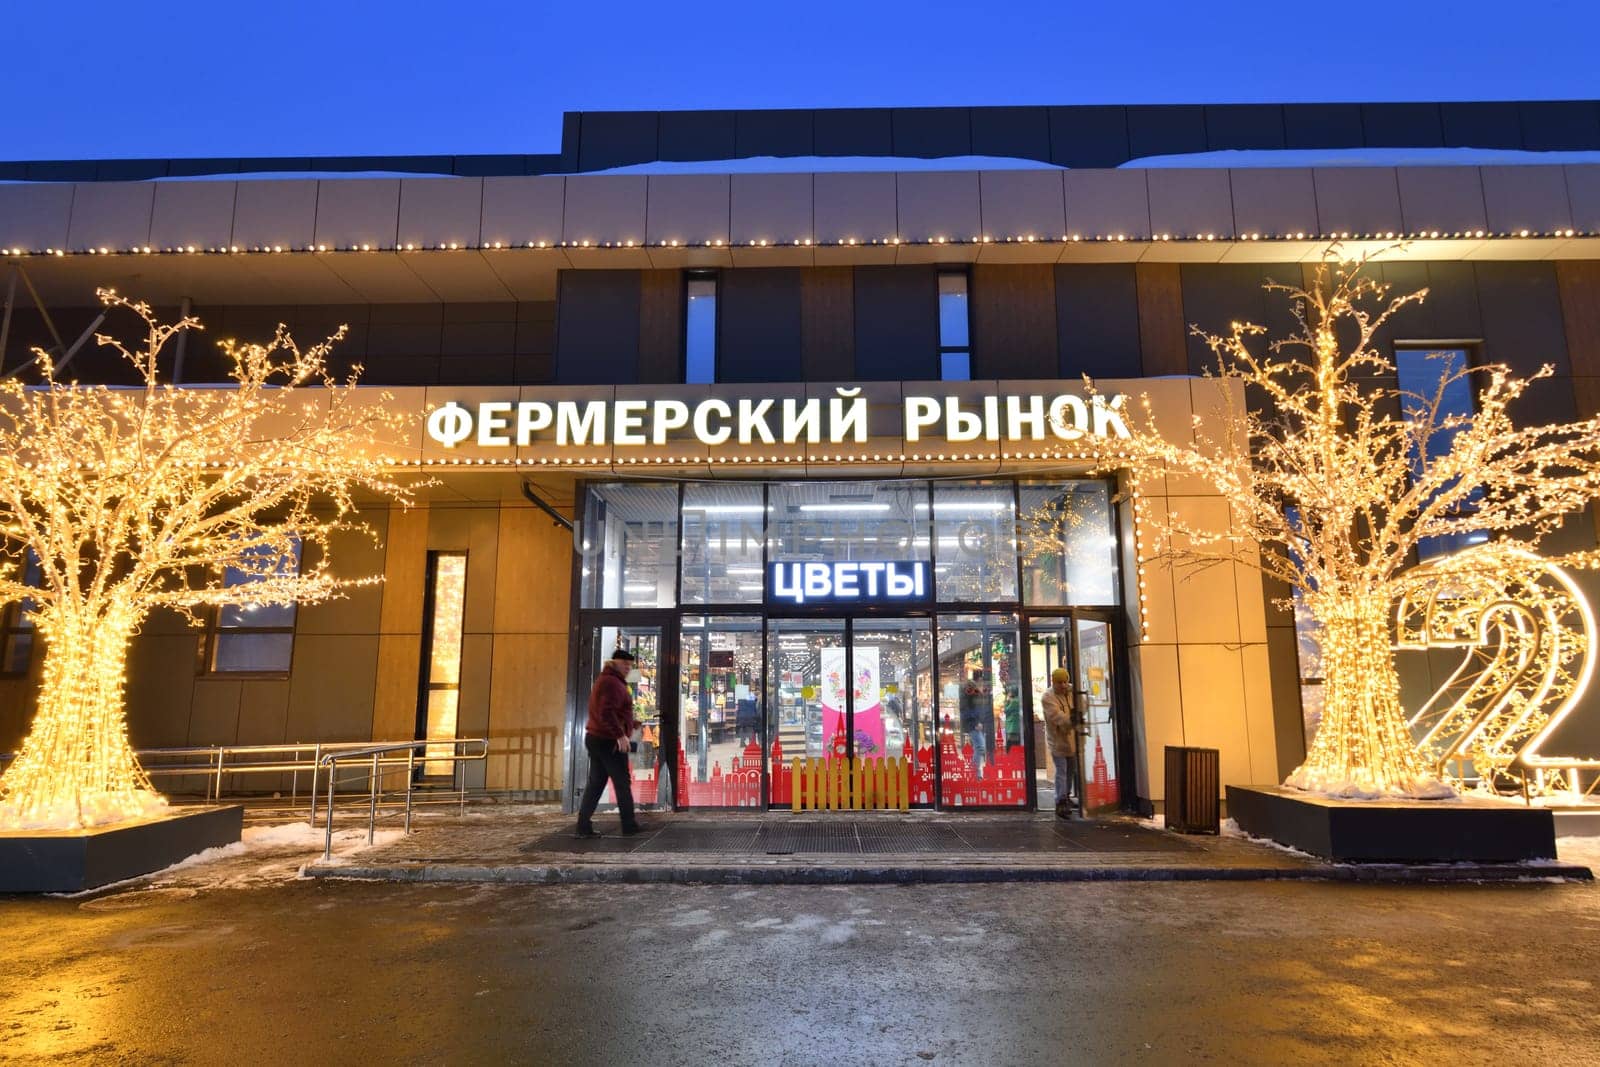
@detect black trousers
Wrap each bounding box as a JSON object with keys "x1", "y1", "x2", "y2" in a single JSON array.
[{"x1": 577, "y1": 734, "x2": 637, "y2": 830}]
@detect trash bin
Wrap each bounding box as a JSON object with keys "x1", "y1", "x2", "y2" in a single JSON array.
[{"x1": 1164, "y1": 746, "x2": 1220, "y2": 834}]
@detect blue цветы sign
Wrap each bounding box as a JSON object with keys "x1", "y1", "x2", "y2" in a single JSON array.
[{"x1": 766, "y1": 560, "x2": 931, "y2": 607}]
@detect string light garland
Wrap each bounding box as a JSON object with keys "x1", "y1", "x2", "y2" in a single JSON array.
[
  {"x1": 1076, "y1": 245, "x2": 1600, "y2": 800},
  {"x1": 0, "y1": 290, "x2": 415, "y2": 830}
]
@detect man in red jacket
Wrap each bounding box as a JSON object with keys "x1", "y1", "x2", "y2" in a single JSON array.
[{"x1": 575, "y1": 647, "x2": 648, "y2": 837}]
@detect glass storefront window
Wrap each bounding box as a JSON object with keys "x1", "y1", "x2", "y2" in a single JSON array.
[
  {"x1": 936, "y1": 614, "x2": 1027, "y2": 807},
  {"x1": 766, "y1": 619, "x2": 847, "y2": 806},
  {"x1": 931, "y1": 481, "x2": 1017, "y2": 603},
  {"x1": 767, "y1": 481, "x2": 930, "y2": 565},
  {"x1": 680, "y1": 483, "x2": 765, "y2": 606},
  {"x1": 851, "y1": 618, "x2": 935, "y2": 805},
  {"x1": 678, "y1": 616, "x2": 764, "y2": 806},
  {"x1": 1018, "y1": 481, "x2": 1119, "y2": 606},
  {"x1": 579, "y1": 483, "x2": 680, "y2": 609}
]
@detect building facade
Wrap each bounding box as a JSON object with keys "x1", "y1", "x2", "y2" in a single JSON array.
[{"x1": 3, "y1": 101, "x2": 1600, "y2": 813}]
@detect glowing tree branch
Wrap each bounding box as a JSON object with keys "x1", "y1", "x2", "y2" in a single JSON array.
[
  {"x1": 1084, "y1": 247, "x2": 1600, "y2": 798},
  {"x1": 0, "y1": 290, "x2": 414, "y2": 829}
]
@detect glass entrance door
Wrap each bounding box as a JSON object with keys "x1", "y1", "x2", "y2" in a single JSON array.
[
  {"x1": 1073, "y1": 615, "x2": 1120, "y2": 813},
  {"x1": 678, "y1": 616, "x2": 764, "y2": 807},
  {"x1": 572, "y1": 619, "x2": 676, "y2": 811},
  {"x1": 851, "y1": 618, "x2": 935, "y2": 805},
  {"x1": 766, "y1": 619, "x2": 845, "y2": 807},
  {"x1": 1023, "y1": 612, "x2": 1123, "y2": 813}
]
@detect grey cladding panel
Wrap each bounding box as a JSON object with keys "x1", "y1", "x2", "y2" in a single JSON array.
[
  {"x1": 1283, "y1": 104, "x2": 1364, "y2": 149},
  {"x1": 576, "y1": 112, "x2": 660, "y2": 171},
  {"x1": 853, "y1": 266, "x2": 937, "y2": 381},
  {"x1": 555, "y1": 270, "x2": 642, "y2": 384},
  {"x1": 891, "y1": 108, "x2": 972, "y2": 158},
  {"x1": 1047, "y1": 106, "x2": 1128, "y2": 168},
  {"x1": 814, "y1": 109, "x2": 893, "y2": 157},
  {"x1": 1204, "y1": 105, "x2": 1285, "y2": 150},
  {"x1": 736, "y1": 110, "x2": 813, "y2": 158},
  {"x1": 659, "y1": 111, "x2": 737, "y2": 162},
  {"x1": 970, "y1": 107, "x2": 1052, "y2": 161},
  {"x1": 1473, "y1": 263, "x2": 1573, "y2": 405},
  {"x1": 1055, "y1": 264, "x2": 1141, "y2": 378},
  {"x1": 719, "y1": 269, "x2": 804, "y2": 383},
  {"x1": 1127, "y1": 105, "x2": 1207, "y2": 159},
  {"x1": 1361, "y1": 103, "x2": 1444, "y2": 148}
]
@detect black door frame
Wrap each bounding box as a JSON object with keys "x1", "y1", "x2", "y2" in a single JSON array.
[{"x1": 1019, "y1": 608, "x2": 1134, "y2": 813}]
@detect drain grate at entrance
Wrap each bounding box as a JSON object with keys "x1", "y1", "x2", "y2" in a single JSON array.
[
  {"x1": 631, "y1": 826, "x2": 761, "y2": 854},
  {"x1": 854, "y1": 822, "x2": 967, "y2": 854},
  {"x1": 754, "y1": 821, "x2": 862, "y2": 855}
]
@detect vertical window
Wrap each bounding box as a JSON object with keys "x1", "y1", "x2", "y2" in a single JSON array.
[
  {"x1": 208, "y1": 541, "x2": 301, "y2": 673},
  {"x1": 418, "y1": 552, "x2": 468, "y2": 776},
  {"x1": 1, "y1": 552, "x2": 42, "y2": 676},
  {"x1": 684, "y1": 273, "x2": 718, "y2": 383},
  {"x1": 938, "y1": 270, "x2": 971, "y2": 381},
  {"x1": 580, "y1": 484, "x2": 680, "y2": 609},
  {"x1": 1396, "y1": 346, "x2": 1483, "y2": 560}
]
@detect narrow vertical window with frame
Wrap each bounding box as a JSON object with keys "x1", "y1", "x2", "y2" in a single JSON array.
[
  {"x1": 684, "y1": 272, "x2": 718, "y2": 384},
  {"x1": 1, "y1": 551, "x2": 42, "y2": 676},
  {"x1": 207, "y1": 541, "x2": 301, "y2": 674},
  {"x1": 938, "y1": 269, "x2": 971, "y2": 381},
  {"x1": 417, "y1": 552, "x2": 468, "y2": 776},
  {"x1": 1395, "y1": 346, "x2": 1485, "y2": 560}
]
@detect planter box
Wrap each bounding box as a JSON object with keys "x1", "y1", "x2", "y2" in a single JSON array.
[
  {"x1": 1227, "y1": 785, "x2": 1555, "y2": 863},
  {"x1": 0, "y1": 805, "x2": 244, "y2": 893}
]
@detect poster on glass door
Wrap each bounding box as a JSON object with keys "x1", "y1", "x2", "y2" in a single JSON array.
[{"x1": 820, "y1": 646, "x2": 885, "y2": 757}]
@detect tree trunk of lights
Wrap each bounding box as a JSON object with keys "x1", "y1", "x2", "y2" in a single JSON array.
[
  {"x1": 1286, "y1": 592, "x2": 1453, "y2": 799},
  {"x1": 0, "y1": 605, "x2": 164, "y2": 829}
]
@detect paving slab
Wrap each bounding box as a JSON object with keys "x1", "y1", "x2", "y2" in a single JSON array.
[{"x1": 302, "y1": 810, "x2": 1594, "y2": 885}]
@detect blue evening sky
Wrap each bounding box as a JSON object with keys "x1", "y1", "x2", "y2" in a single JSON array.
[{"x1": 9, "y1": 0, "x2": 1600, "y2": 160}]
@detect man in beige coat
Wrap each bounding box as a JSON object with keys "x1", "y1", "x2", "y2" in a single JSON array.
[{"x1": 1040, "y1": 667, "x2": 1080, "y2": 819}]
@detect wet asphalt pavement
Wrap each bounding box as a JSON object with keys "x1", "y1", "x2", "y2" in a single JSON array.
[{"x1": 4, "y1": 869, "x2": 1600, "y2": 1065}]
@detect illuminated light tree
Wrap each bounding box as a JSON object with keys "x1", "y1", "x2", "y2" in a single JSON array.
[
  {"x1": 1086, "y1": 249, "x2": 1600, "y2": 799},
  {"x1": 0, "y1": 290, "x2": 413, "y2": 829}
]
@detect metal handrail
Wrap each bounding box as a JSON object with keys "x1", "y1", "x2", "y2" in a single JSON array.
[{"x1": 319, "y1": 738, "x2": 490, "y2": 859}]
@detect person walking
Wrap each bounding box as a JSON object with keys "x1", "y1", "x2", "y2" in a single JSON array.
[
  {"x1": 576, "y1": 647, "x2": 648, "y2": 838},
  {"x1": 1041, "y1": 667, "x2": 1080, "y2": 819}
]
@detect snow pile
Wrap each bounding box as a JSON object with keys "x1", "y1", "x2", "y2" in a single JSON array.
[{"x1": 1556, "y1": 835, "x2": 1600, "y2": 871}]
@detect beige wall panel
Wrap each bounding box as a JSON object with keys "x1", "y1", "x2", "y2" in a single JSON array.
[
  {"x1": 426, "y1": 507, "x2": 501, "y2": 635},
  {"x1": 1239, "y1": 643, "x2": 1280, "y2": 785},
  {"x1": 1166, "y1": 496, "x2": 1243, "y2": 645},
  {"x1": 481, "y1": 177, "x2": 566, "y2": 247},
  {"x1": 895, "y1": 171, "x2": 980, "y2": 243},
  {"x1": 1566, "y1": 165, "x2": 1600, "y2": 234},
  {"x1": 1135, "y1": 533, "x2": 1180, "y2": 646},
  {"x1": 1063, "y1": 170, "x2": 1150, "y2": 240},
  {"x1": 371, "y1": 632, "x2": 423, "y2": 741},
  {"x1": 814, "y1": 172, "x2": 897, "y2": 245},
  {"x1": 493, "y1": 506, "x2": 575, "y2": 634},
  {"x1": 237, "y1": 679, "x2": 292, "y2": 746},
  {"x1": 231, "y1": 180, "x2": 318, "y2": 251},
  {"x1": 1176, "y1": 643, "x2": 1253, "y2": 789},
  {"x1": 187, "y1": 679, "x2": 243, "y2": 747},
  {"x1": 124, "y1": 634, "x2": 199, "y2": 748},
  {"x1": 1312, "y1": 168, "x2": 1402, "y2": 236},
  {"x1": 562, "y1": 175, "x2": 648, "y2": 246},
  {"x1": 398, "y1": 178, "x2": 484, "y2": 249},
  {"x1": 978, "y1": 170, "x2": 1066, "y2": 242},
  {"x1": 296, "y1": 516, "x2": 389, "y2": 635},
  {"x1": 486, "y1": 632, "x2": 570, "y2": 792},
  {"x1": 1234, "y1": 556, "x2": 1270, "y2": 645},
  {"x1": 285, "y1": 635, "x2": 380, "y2": 741},
  {"x1": 380, "y1": 506, "x2": 430, "y2": 635},
  {"x1": 0, "y1": 183, "x2": 73, "y2": 251},
  {"x1": 1481, "y1": 165, "x2": 1573, "y2": 234},
  {"x1": 1147, "y1": 169, "x2": 1233, "y2": 239},
  {"x1": 66, "y1": 182, "x2": 154, "y2": 252},
  {"x1": 645, "y1": 175, "x2": 730, "y2": 246},
  {"x1": 455, "y1": 633, "x2": 493, "y2": 740},
  {"x1": 1396, "y1": 167, "x2": 1488, "y2": 235},
  {"x1": 1134, "y1": 642, "x2": 1184, "y2": 801},
  {"x1": 731, "y1": 173, "x2": 814, "y2": 246},
  {"x1": 313, "y1": 179, "x2": 401, "y2": 250},
  {"x1": 1227, "y1": 168, "x2": 1317, "y2": 239}
]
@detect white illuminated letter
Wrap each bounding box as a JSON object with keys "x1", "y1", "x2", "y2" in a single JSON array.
[
  {"x1": 614, "y1": 399, "x2": 648, "y2": 445},
  {"x1": 515, "y1": 401, "x2": 553, "y2": 446},
  {"x1": 904, "y1": 397, "x2": 940, "y2": 442},
  {"x1": 804, "y1": 562, "x2": 832, "y2": 599},
  {"x1": 476, "y1": 401, "x2": 513, "y2": 446},
  {"x1": 427, "y1": 402, "x2": 472, "y2": 448},
  {"x1": 886, "y1": 564, "x2": 915, "y2": 597},
  {"x1": 737, "y1": 398, "x2": 776, "y2": 445},
  {"x1": 693, "y1": 399, "x2": 733, "y2": 445},
  {"x1": 557, "y1": 401, "x2": 606, "y2": 445},
  {"x1": 781, "y1": 398, "x2": 821, "y2": 444},
  {"x1": 1049, "y1": 395, "x2": 1089, "y2": 441},
  {"x1": 652, "y1": 399, "x2": 689, "y2": 445},
  {"x1": 772, "y1": 563, "x2": 802, "y2": 604},
  {"x1": 834, "y1": 562, "x2": 860, "y2": 598},
  {"x1": 829, "y1": 388, "x2": 868, "y2": 443},
  {"x1": 858, "y1": 561, "x2": 885, "y2": 596},
  {"x1": 945, "y1": 397, "x2": 983, "y2": 442},
  {"x1": 1005, "y1": 395, "x2": 1045, "y2": 441},
  {"x1": 1093, "y1": 394, "x2": 1132, "y2": 439}
]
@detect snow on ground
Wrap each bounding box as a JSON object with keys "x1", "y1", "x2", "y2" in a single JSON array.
[
  {"x1": 54, "y1": 821, "x2": 405, "y2": 899},
  {"x1": 1556, "y1": 836, "x2": 1600, "y2": 870}
]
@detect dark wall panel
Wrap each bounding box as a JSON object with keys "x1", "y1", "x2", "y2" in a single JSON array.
[
  {"x1": 1179, "y1": 263, "x2": 1304, "y2": 375},
  {"x1": 1055, "y1": 264, "x2": 1141, "y2": 378},
  {"x1": 638, "y1": 271, "x2": 683, "y2": 384},
  {"x1": 1475, "y1": 261, "x2": 1575, "y2": 422},
  {"x1": 971, "y1": 264, "x2": 1057, "y2": 380},
  {"x1": 1134, "y1": 263, "x2": 1186, "y2": 377},
  {"x1": 853, "y1": 266, "x2": 937, "y2": 381},
  {"x1": 719, "y1": 268, "x2": 803, "y2": 383},
  {"x1": 802, "y1": 267, "x2": 854, "y2": 381},
  {"x1": 554, "y1": 270, "x2": 640, "y2": 384}
]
